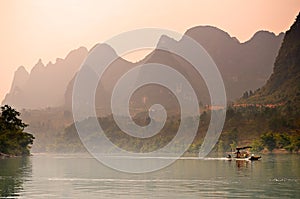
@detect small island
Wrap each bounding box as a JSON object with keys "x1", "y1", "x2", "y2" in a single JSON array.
[{"x1": 0, "y1": 105, "x2": 34, "y2": 158}]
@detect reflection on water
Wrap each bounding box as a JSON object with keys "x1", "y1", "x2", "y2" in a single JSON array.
[
  {"x1": 0, "y1": 154, "x2": 299, "y2": 198},
  {"x1": 0, "y1": 157, "x2": 31, "y2": 197},
  {"x1": 235, "y1": 160, "x2": 249, "y2": 168}
]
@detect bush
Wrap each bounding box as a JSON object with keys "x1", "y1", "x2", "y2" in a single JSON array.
[
  {"x1": 0, "y1": 105, "x2": 35, "y2": 156},
  {"x1": 261, "y1": 132, "x2": 276, "y2": 152},
  {"x1": 251, "y1": 139, "x2": 264, "y2": 152}
]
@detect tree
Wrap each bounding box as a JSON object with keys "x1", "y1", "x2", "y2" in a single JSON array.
[
  {"x1": 285, "y1": 135, "x2": 300, "y2": 152},
  {"x1": 242, "y1": 91, "x2": 249, "y2": 99},
  {"x1": 249, "y1": 90, "x2": 253, "y2": 96},
  {"x1": 229, "y1": 141, "x2": 237, "y2": 152},
  {"x1": 217, "y1": 140, "x2": 224, "y2": 153},
  {"x1": 276, "y1": 133, "x2": 291, "y2": 148},
  {"x1": 251, "y1": 139, "x2": 264, "y2": 152},
  {"x1": 0, "y1": 105, "x2": 34, "y2": 156},
  {"x1": 228, "y1": 128, "x2": 238, "y2": 143},
  {"x1": 261, "y1": 132, "x2": 276, "y2": 152}
]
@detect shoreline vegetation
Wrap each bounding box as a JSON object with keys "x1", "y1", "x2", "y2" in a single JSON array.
[
  {"x1": 21, "y1": 104, "x2": 300, "y2": 156},
  {"x1": 0, "y1": 152, "x2": 12, "y2": 158},
  {"x1": 1, "y1": 101, "x2": 298, "y2": 157},
  {"x1": 0, "y1": 105, "x2": 35, "y2": 158}
]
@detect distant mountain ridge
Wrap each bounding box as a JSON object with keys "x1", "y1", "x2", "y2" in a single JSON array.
[
  {"x1": 2, "y1": 47, "x2": 88, "y2": 109},
  {"x1": 184, "y1": 26, "x2": 284, "y2": 101},
  {"x1": 240, "y1": 13, "x2": 300, "y2": 111},
  {"x1": 3, "y1": 26, "x2": 284, "y2": 110}
]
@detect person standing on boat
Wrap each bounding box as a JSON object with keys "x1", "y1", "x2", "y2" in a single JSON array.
[{"x1": 236, "y1": 150, "x2": 241, "y2": 158}]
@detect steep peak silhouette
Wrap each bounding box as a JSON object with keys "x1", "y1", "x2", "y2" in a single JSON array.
[
  {"x1": 9, "y1": 66, "x2": 29, "y2": 92},
  {"x1": 2, "y1": 47, "x2": 88, "y2": 109},
  {"x1": 156, "y1": 34, "x2": 178, "y2": 49},
  {"x1": 30, "y1": 58, "x2": 45, "y2": 74}
]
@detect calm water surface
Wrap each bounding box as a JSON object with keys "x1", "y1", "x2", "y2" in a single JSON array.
[{"x1": 0, "y1": 154, "x2": 299, "y2": 198}]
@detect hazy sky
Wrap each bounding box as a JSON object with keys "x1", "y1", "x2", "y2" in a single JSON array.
[{"x1": 0, "y1": 0, "x2": 300, "y2": 103}]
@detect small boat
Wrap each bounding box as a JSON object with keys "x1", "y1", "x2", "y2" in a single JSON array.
[
  {"x1": 226, "y1": 146, "x2": 261, "y2": 161},
  {"x1": 248, "y1": 155, "x2": 261, "y2": 161}
]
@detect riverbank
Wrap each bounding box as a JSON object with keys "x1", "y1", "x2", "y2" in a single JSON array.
[
  {"x1": 0, "y1": 152, "x2": 14, "y2": 158},
  {"x1": 0, "y1": 152, "x2": 32, "y2": 159},
  {"x1": 261, "y1": 148, "x2": 299, "y2": 154}
]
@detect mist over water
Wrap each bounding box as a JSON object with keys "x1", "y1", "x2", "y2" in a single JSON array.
[{"x1": 1, "y1": 154, "x2": 299, "y2": 198}]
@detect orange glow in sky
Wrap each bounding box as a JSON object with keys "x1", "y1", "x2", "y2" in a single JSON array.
[{"x1": 0, "y1": 0, "x2": 300, "y2": 102}]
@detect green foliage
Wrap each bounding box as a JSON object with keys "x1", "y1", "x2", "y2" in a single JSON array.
[
  {"x1": 0, "y1": 105, "x2": 34, "y2": 156},
  {"x1": 229, "y1": 141, "x2": 237, "y2": 152},
  {"x1": 251, "y1": 139, "x2": 264, "y2": 152},
  {"x1": 217, "y1": 140, "x2": 224, "y2": 153},
  {"x1": 48, "y1": 114, "x2": 194, "y2": 153},
  {"x1": 228, "y1": 128, "x2": 238, "y2": 143},
  {"x1": 0, "y1": 105, "x2": 28, "y2": 132},
  {"x1": 261, "y1": 132, "x2": 276, "y2": 152},
  {"x1": 275, "y1": 133, "x2": 291, "y2": 148},
  {"x1": 284, "y1": 134, "x2": 300, "y2": 152},
  {"x1": 252, "y1": 132, "x2": 300, "y2": 153},
  {"x1": 20, "y1": 102, "x2": 300, "y2": 155},
  {"x1": 218, "y1": 102, "x2": 299, "y2": 153}
]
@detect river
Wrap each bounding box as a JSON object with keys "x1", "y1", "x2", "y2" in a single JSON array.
[{"x1": 0, "y1": 154, "x2": 299, "y2": 198}]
